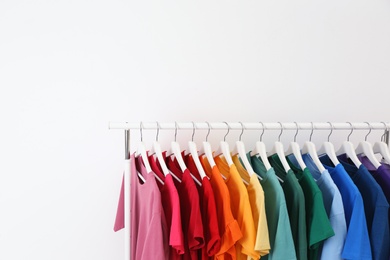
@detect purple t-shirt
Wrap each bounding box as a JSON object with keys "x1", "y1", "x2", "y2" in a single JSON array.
[{"x1": 358, "y1": 155, "x2": 390, "y2": 206}]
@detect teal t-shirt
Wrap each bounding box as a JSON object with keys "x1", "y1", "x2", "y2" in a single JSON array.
[
  {"x1": 249, "y1": 153, "x2": 297, "y2": 260},
  {"x1": 269, "y1": 154, "x2": 307, "y2": 260},
  {"x1": 286, "y1": 156, "x2": 335, "y2": 260}
]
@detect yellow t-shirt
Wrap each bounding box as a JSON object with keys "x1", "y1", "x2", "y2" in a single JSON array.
[
  {"x1": 232, "y1": 155, "x2": 271, "y2": 258},
  {"x1": 215, "y1": 155, "x2": 260, "y2": 260}
]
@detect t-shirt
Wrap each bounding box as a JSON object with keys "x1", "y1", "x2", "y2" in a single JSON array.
[
  {"x1": 113, "y1": 153, "x2": 169, "y2": 259},
  {"x1": 185, "y1": 154, "x2": 221, "y2": 260},
  {"x1": 286, "y1": 156, "x2": 335, "y2": 260},
  {"x1": 338, "y1": 154, "x2": 390, "y2": 260},
  {"x1": 269, "y1": 154, "x2": 307, "y2": 260},
  {"x1": 200, "y1": 155, "x2": 242, "y2": 260},
  {"x1": 214, "y1": 155, "x2": 259, "y2": 260},
  {"x1": 249, "y1": 154, "x2": 297, "y2": 260},
  {"x1": 301, "y1": 154, "x2": 346, "y2": 260},
  {"x1": 359, "y1": 156, "x2": 390, "y2": 210},
  {"x1": 232, "y1": 154, "x2": 271, "y2": 257},
  {"x1": 148, "y1": 154, "x2": 185, "y2": 259},
  {"x1": 320, "y1": 155, "x2": 372, "y2": 260},
  {"x1": 167, "y1": 156, "x2": 205, "y2": 260}
]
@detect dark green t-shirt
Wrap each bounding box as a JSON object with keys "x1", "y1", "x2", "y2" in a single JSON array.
[
  {"x1": 286, "y1": 156, "x2": 335, "y2": 260},
  {"x1": 249, "y1": 154, "x2": 297, "y2": 260},
  {"x1": 269, "y1": 154, "x2": 307, "y2": 260}
]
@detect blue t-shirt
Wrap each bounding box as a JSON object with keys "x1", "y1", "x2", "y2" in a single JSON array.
[
  {"x1": 319, "y1": 155, "x2": 372, "y2": 260},
  {"x1": 338, "y1": 154, "x2": 390, "y2": 260},
  {"x1": 293, "y1": 154, "x2": 347, "y2": 260}
]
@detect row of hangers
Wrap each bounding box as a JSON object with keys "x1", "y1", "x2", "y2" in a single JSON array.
[{"x1": 135, "y1": 121, "x2": 390, "y2": 186}]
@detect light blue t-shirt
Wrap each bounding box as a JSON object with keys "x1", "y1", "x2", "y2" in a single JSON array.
[
  {"x1": 319, "y1": 155, "x2": 372, "y2": 260},
  {"x1": 298, "y1": 154, "x2": 347, "y2": 260}
]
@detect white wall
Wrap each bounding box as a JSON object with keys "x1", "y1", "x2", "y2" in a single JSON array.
[{"x1": 0, "y1": 0, "x2": 390, "y2": 259}]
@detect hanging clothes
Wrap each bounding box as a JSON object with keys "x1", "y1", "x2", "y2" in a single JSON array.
[
  {"x1": 185, "y1": 154, "x2": 221, "y2": 260},
  {"x1": 113, "y1": 153, "x2": 169, "y2": 260},
  {"x1": 214, "y1": 156, "x2": 259, "y2": 260},
  {"x1": 286, "y1": 155, "x2": 335, "y2": 260},
  {"x1": 269, "y1": 154, "x2": 307, "y2": 260},
  {"x1": 200, "y1": 155, "x2": 242, "y2": 260},
  {"x1": 232, "y1": 154, "x2": 271, "y2": 257},
  {"x1": 338, "y1": 154, "x2": 390, "y2": 260},
  {"x1": 166, "y1": 156, "x2": 205, "y2": 260},
  {"x1": 249, "y1": 154, "x2": 297, "y2": 260},
  {"x1": 320, "y1": 155, "x2": 372, "y2": 260},
  {"x1": 148, "y1": 154, "x2": 185, "y2": 260},
  {"x1": 301, "y1": 154, "x2": 347, "y2": 260}
]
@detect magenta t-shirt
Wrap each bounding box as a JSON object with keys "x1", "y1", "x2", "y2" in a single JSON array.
[{"x1": 113, "y1": 153, "x2": 170, "y2": 259}]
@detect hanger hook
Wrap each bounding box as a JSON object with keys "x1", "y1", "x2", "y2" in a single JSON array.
[
  {"x1": 140, "y1": 121, "x2": 144, "y2": 142},
  {"x1": 259, "y1": 122, "x2": 265, "y2": 141},
  {"x1": 347, "y1": 122, "x2": 353, "y2": 141},
  {"x1": 277, "y1": 122, "x2": 283, "y2": 142},
  {"x1": 206, "y1": 121, "x2": 211, "y2": 142},
  {"x1": 239, "y1": 122, "x2": 245, "y2": 141},
  {"x1": 327, "y1": 122, "x2": 333, "y2": 142},
  {"x1": 381, "y1": 121, "x2": 388, "y2": 142},
  {"x1": 174, "y1": 121, "x2": 178, "y2": 142},
  {"x1": 364, "y1": 122, "x2": 372, "y2": 141},
  {"x1": 191, "y1": 121, "x2": 196, "y2": 142},
  {"x1": 223, "y1": 121, "x2": 230, "y2": 142},
  {"x1": 293, "y1": 122, "x2": 299, "y2": 142},
  {"x1": 309, "y1": 122, "x2": 314, "y2": 141},
  {"x1": 156, "y1": 121, "x2": 160, "y2": 142}
]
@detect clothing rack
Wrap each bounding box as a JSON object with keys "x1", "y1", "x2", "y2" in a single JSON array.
[{"x1": 109, "y1": 121, "x2": 390, "y2": 260}]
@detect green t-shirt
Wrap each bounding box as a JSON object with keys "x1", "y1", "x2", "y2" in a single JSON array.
[
  {"x1": 249, "y1": 154, "x2": 297, "y2": 260},
  {"x1": 269, "y1": 154, "x2": 307, "y2": 260},
  {"x1": 286, "y1": 157, "x2": 335, "y2": 260}
]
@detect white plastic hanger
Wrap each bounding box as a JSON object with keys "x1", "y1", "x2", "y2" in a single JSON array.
[
  {"x1": 136, "y1": 122, "x2": 153, "y2": 173},
  {"x1": 200, "y1": 122, "x2": 217, "y2": 168},
  {"x1": 168, "y1": 122, "x2": 188, "y2": 173},
  {"x1": 373, "y1": 122, "x2": 390, "y2": 164},
  {"x1": 268, "y1": 122, "x2": 291, "y2": 173},
  {"x1": 168, "y1": 122, "x2": 202, "y2": 186},
  {"x1": 136, "y1": 122, "x2": 165, "y2": 185},
  {"x1": 336, "y1": 122, "x2": 362, "y2": 168},
  {"x1": 317, "y1": 122, "x2": 340, "y2": 166},
  {"x1": 232, "y1": 122, "x2": 256, "y2": 177},
  {"x1": 187, "y1": 122, "x2": 208, "y2": 180},
  {"x1": 285, "y1": 122, "x2": 306, "y2": 170},
  {"x1": 355, "y1": 122, "x2": 381, "y2": 169},
  {"x1": 215, "y1": 122, "x2": 234, "y2": 166},
  {"x1": 250, "y1": 122, "x2": 272, "y2": 171},
  {"x1": 150, "y1": 122, "x2": 182, "y2": 183},
  {"x1": 301, "y1": 122, "x2": 326, "y2": 173}
]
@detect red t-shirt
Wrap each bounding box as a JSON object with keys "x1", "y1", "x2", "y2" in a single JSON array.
[
  {"x1": 148, "y1": 154, "x2": 185, "y2": 260},
  {"x1": 185, "y1": 154, "x2": 221, "y2": 260},
  {"x1": 167, "y1": 156, "x2": 205, "y2": 260}
]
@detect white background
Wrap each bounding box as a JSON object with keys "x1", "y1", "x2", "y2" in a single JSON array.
[{"x1": 1, "y1": 0, "x2": 390, "y2": 259}]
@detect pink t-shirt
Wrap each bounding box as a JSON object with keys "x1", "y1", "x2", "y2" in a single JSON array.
[
  {"x1": 148, "y1": 154, "x2": 185, "y2": 260},
  {"x1": 113, "y1": 153, "x2": 169, "y2": 259}
]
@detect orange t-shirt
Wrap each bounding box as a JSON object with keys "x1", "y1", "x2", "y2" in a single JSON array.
[
  {"x1": 214, "y1": 155, "x2": 260, "y2": 260},
  {"x1": 200, "y1": 155, "x2": 242, "y2": 260},
  {"x1": 232, "y1": 155, "x2": 271, "y2": 258}
]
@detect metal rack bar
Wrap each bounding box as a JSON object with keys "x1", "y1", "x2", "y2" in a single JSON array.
[{"x1": 109, "y1": 122, "x2": 390, "y2": 131}]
